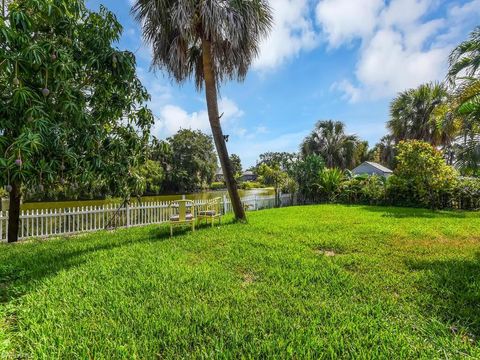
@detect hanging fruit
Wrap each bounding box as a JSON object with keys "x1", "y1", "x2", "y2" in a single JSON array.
[
  {"x1": 15, "y1": 159, "x2": 22, "y2": 167},
  {"x1": 6, "y1": 185, "x2": 12, "y2": 193},
  {"x1": 51, "y1": 53, "x2": 57, "y2": 61},
  {"x1": 43, "y1": 69, "x2": 50, "y2": 97}
]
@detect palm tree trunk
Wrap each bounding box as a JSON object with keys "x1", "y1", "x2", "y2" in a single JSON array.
[
  {"x1": 201, "y1": 37, "x2": 246, "y2": 221},
  {"x1": 7, "y1": 181, "x2": 21, "y2": 243}
]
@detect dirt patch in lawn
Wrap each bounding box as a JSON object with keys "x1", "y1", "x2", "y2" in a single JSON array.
[
  {"x1": 314, "y1": 249, "x2": 337, "y2": 257},
  {"x1": 241, "y1": 272, "x2": 256, "y2": 287}
]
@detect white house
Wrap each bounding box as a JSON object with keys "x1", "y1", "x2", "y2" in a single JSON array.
[
  {"x1": 214, "y1": 168, "x2": 224, "y2": 182},
  {"x1": 352, "y1": 161, "x2": 393, "y2": 178}
]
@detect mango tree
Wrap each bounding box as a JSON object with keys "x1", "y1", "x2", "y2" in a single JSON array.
[{"x1": 0, "y1": 0, "x2": 153, "y2": 242}]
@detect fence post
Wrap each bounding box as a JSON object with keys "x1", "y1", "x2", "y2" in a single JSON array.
[
  {"x1": 223, "y1": 194, "x2": 227, "y2": 214},
  {"x1": 182, "y1": 194, "x2": 186, "y2": 200},
  {"x1": 254, "y1": 195, "x2": 257, "y2": 211},
  {"x1": 126, "y1": 202, "x2": 130, "y2": 227}
]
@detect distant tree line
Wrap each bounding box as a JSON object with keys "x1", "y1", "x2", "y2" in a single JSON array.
[{"x1": 245, "y1": 25, "x2": 480, "y2": 210}]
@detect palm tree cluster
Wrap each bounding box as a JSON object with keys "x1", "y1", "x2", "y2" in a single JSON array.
[{"x1": 383, "y1": 26, "x2": 480, "y2": 175}]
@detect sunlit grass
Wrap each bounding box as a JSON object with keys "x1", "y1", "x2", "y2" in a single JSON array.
[{"x1": 1, "y1": 205, "x2": 480, "y2": 358}]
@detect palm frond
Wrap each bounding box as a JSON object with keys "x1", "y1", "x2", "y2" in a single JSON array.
[{"x1": 131, "y1": 0, "x2": 272, "y2": 89}]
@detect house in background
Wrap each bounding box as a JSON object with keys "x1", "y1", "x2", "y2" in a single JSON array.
[
  {"x1": 214, "y1": 168, "x2": 224, "y2": 182},
  {"x1": 240, "y1": 170, "x2": 257, "y2": 182},
  {"x1": 352, "y1": 162, "x2": 393, "y2": 178}
]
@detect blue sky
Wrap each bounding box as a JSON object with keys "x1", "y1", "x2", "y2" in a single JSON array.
[{"x1": 86, "y1": 0, "x2": 480, "y2": 167}]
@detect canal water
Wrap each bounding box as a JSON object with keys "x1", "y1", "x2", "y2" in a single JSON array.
[{"x1": 10, "y1": 188, "x2": 274, "y2": 211}]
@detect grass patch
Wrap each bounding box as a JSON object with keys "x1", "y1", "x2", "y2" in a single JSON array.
[{"x1": 1, "y1": 204, "x2": 480, "y2": 358}]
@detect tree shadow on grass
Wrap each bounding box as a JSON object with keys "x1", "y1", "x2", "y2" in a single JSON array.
[
  {"x1": 360, "y1": 205, "x2": 467, "y2": 219},
  {"x1": 406, "y1": 253, "x2": 480, "y2": 339},
  {"x1": 0, "y1": 219, "x2": 237, "y2": 305},
  {"x1": 147, "y1": 218, "x2": 237, "y2": 239},
  {"x1": 0, "y1": 225, "x2": 172, "y2": 305}
]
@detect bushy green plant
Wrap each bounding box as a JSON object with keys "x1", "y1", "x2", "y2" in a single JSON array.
[
  {"x1": 136, "y1": 160, "x2": 165, "y2": 195},
  {"x1": 340, "y1": 175, "x2": 386, "y2": 205},
  {"x1": 239, "y1": 181, "x2": 264, "y2": 190},
  {"x1": 317, "y1": 168, "x2": 344, "y2": 202},
  {"x1": 452, "y1": 176, "x2": 480, "y2": 210},
  {"x1": 360, "y1": 175, "x2": 386, "y2": 205},
  {"x1": 210, "y1": 182, "x2": 226, "y2": 191},
  {"x1": 257, "y1": 163, "x2": 290, "y2": 206},
  {"x1": 387, "y1": 141, "x2": 457, "y2": 208},
  {"x1": 291, "y1": 155, "x2": 324, "y2": 202}
]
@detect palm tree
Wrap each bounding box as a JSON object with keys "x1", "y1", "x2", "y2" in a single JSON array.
[
  {"x1": 132, "y1": 0, "x2": 273, "y2": 221},
  {"x1": 454, "y1": 135, "x2": 480, "y2": 176},
  {"x1": 374, "y1": 135, "x2": 396, "y2": 169},
  {"x1": 388, "y1": 82, "x2": 451, "y2": 146},
  {"x1": 448, "y1": 26, "x2": 480, "y2": 82},
  {"x1": 448, "y1": 26, "x2": 480, "y2": 173},
  {"x1": 448, "y1": 26, "x2": 480, "y2": 127},
  {"x1": 301, "y1": 120, "x2": 359, "y2": 169},
  {"x1": 455, "y1": 79, "x2": 480, "y2": 121}
]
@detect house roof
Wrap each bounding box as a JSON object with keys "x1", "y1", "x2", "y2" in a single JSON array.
[
  {"x1": 242, "y1": 171, "x2": 255, "y2": 176},
  {"x1": 353, "y1": 161, "x2": 393, "y2": 174}
]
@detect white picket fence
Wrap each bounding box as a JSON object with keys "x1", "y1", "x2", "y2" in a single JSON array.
[{"x1": 0, "y1": 194, "x2": 293, "y2": 242}]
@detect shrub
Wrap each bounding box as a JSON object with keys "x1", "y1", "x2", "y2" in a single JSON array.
[
  {"x1": 452, "y1": 177, "x2": 480, "y2": 210},
  {"x1": 210, "y1": 182, "x2": 226, "y2": 190},
  {"x1": 240, "y1": 181, "x2": 264, "y2": 190},
  {"x1": 291, "y1": 155, "x2": 325, "y2": 202},
  {"x1": 340, "y1": 175, "x2": 386, "y2": 205},
  {"x1": 387, "y1": 141, "x2": 457, "y2": 208},
  {"x1": 317, "y1": 168, "x2": 344, "y2": 202}
]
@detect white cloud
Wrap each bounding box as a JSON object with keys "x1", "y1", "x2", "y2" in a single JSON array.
[
  {"x1": 316, "y1": 0, "x2": 480, "y2": 102},
  {"x1": 330, "y1": 80, "x2": 362, "y2": 103},
  {"x1": 152, "y1": 98, "x2": 245, "y2": 138},
  {"x1": 354, "y1": 28, "x2": 448, "y2": 99},
  {"x1": 229, "y1": 130, "x2": 308, "y2": 167},
  {"x1": 316, "y1": 0, "x2": 383, "y2": 47},
  {"x1": 379, "y1": 0, "x2": 432, "y2": 28},
  {"x1": 254, "y1": 0, "x2": 317, "y2": 70}
]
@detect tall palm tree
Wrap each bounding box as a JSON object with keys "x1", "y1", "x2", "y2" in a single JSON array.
[
  {"x1": 301, "y1": 120, "x2": 359, "y2": 169},
  {"x1": 132, "y1": 0, "x2": 273, "y2": 221},
  {"x1": 448, "y1": 26, "x2": 480, "y2": 82},
  {"x1": 388, "y1": 82, "x2": 451, "y2": 146},
  {"x1": 448, "y1": 26, "x2": 480, "y2": 173}
]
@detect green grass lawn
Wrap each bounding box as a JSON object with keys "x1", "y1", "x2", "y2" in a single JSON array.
[{"x1": 1, "y1": 205, "x2": 480, "y2": 359}]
